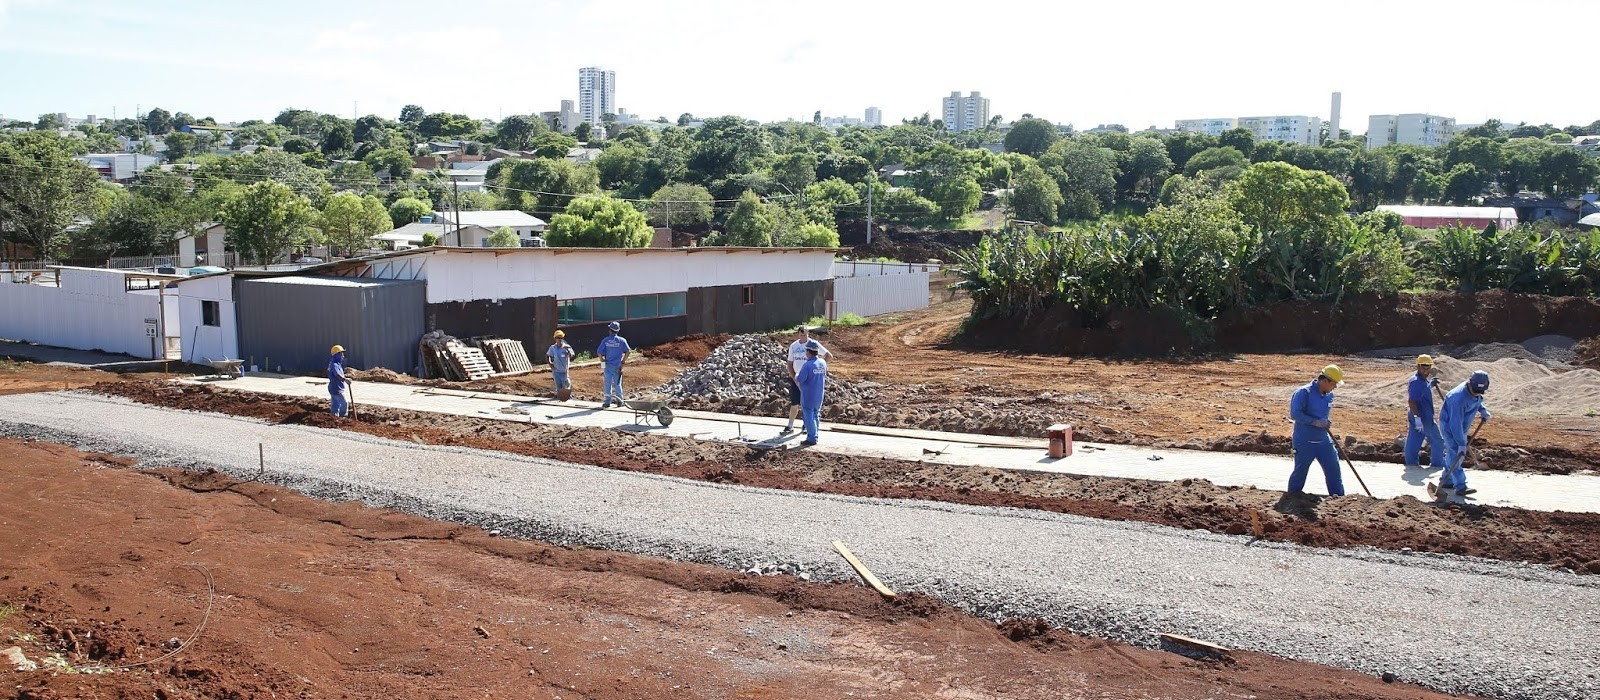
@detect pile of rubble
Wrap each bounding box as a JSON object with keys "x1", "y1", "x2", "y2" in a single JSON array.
[{"x1": 655, "y1": 334, "x2": 1077, "y2": 437}]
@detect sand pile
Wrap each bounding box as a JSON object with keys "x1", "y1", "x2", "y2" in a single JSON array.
[{"x1": 1340, "y1": 357, "x2": 1599, "y2": 417}]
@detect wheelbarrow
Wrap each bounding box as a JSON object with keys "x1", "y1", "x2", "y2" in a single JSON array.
[
  {"x1": 620, "y1": 397, "x2": 674, "y2": 427},
  {"x1": 203, "y1": 357, "x2": 244, "y2": 379}
]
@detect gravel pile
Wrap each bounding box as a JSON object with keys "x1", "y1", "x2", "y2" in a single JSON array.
[
  {"x1": 0, "y1": 392, "x2": 1594, "y2": 700},
  {"x1": 652, "y1": 334, "x2": 880, "y2": 406}
]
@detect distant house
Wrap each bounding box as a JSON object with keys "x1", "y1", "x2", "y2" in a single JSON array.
[
  {"x1": 565, "y1": 147, "x2": 602, "y2": 164},
  {"x1": 433, "y1": 210, "x2": 547, "y2": 242},
  {"x1": 175, "y1": 223, "x2": 228, "y2": 267},
  {"x1": 1484, "y1": 193, "x2": 1597, "y2": 226},
  {"x1": 73, "y1": 153, "x2": 160, "y2": 182},
  {"x1": 375, "y1": 221, "x2": 499, "y2": 250},
  {"x1": 1375, "y1": 205, "x2": 1519, "y2": 230}
]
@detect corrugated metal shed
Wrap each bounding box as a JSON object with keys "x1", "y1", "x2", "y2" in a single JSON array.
[{"x1": 236, "y1": 276, "x2": 424, "y2": 374}]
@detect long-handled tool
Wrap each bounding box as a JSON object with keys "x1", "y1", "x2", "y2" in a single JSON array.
[
  {"x1": 1428, "y1": 420, "x2": 1485, "y2": 501},
  {"x1": 347, "y1": 382, "x2": 358, "y2": 421},
  {"x1": 1330, "y1": 431, "x2": 1373, "y2": 497}
]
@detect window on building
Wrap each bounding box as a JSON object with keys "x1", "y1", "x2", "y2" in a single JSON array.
[
  {"x1": 201, "y1": 300, "x2": 220, "y2": 327},
  {"x1": 592, "y1": 296, "x2": 627, "y2": 322},
  {"x1": 741, "y1": 286, "x2": 755, "y2": 306},
  {"x1": 660, "y1": 292, "x2": 686, "y2": 317},
  {"x1": 558, "y1": 298, "x2": 593, "y2": 324},
  {"x1": 557, "y1": 292, "x2": 690, "y2": 324},
  {"x1": 626, "y1": 294, "x2": 658, "y2": 319}
]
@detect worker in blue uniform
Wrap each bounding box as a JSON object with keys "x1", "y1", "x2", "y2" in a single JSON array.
[
  {"x1": 597, "y1": 321, "x2": 631, "y2": 408},
  {"x1": 1436, "y1": 370, "x2": 1492, "y2": 498},
  {"x1": 1403, "y1": 354, "x2": 1445, "y2": 468},
  {"x1": 327, "y1": 344, "x2": 351, "y2": 417},
  {"x1": 795, "y1": 340, "x2": 828, "y2": 446},
  {"x1": 1287, "y1": 364, "x2": 1345, "y2": 496}
]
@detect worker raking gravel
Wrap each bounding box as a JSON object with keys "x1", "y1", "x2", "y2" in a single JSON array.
[{"x1": 1430, "y1": 370, "x2": 1493, "y2": 501}]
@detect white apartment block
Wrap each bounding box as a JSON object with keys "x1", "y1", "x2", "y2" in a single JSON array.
[
  {"x1": 1174, "y1": 118, "x2": 1237, "y2": 137},
  {"x1": 1175, "y1": 115, "x2": 1322, "y2": 145},
  {"x1": 865, "y1": 106, "x2": 882, "y2": 127},
  {"x1": 1366, "y1": 113, "x2": 1457, "y2": 148},
  {"x1": 577, "y1": 66, "x2": 615, "y2": 136},
  {"x1": 941, "y1": 91, "x2": 990, "y2": 132}
]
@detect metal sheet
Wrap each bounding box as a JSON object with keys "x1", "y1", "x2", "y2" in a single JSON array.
[{"x1": 237, "y1": 276, "x2": 424, "y2": 374}]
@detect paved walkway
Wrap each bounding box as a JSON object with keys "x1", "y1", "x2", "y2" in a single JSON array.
[{"x1": 182, "y1": 374, "x2": 1600, "y2": 514}]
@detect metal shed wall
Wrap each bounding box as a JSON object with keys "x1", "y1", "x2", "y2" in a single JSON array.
[{"x1": 236, "y1": 276, "x2": 424, "y2": 374}]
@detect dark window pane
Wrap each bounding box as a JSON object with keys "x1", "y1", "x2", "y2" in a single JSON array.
[
  {"x1": 626, "y1": 294, "x2": 658, "y2": 319},
  {"x1": 557, "y1": 298, "x2": 592, "y2": 324},
  {"x1": 659, "y1": 292, "x2": 686, "y2": 316},
  {"x1": 593, "y1": 296, "x2": 626, "y2": 322}
]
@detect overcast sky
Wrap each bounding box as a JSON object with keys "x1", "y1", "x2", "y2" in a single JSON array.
[{"x1": 1, "y1": 0, "x2": 1592, "y2": 132}]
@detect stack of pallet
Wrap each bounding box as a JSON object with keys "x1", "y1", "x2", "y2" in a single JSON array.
[
  {"x1": 476, "y1": 339, "x2": 536, "y2": 376},
  {"x1": 419, "y1": 330, "x2": 496, "y2": 381}
]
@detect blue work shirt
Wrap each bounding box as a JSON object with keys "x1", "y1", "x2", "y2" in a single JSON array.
[
  {"x1": 1408, "y1": 372, "x2": 1436, "y2": 422},
  {"x1": 327, "y1": 354, "x2": 347, "y2": 394},
  {"x1": 797, "y1": 356, "x2": 828, "y2": 410},
  {"x1": 547, "y1": 341, "x2": 572, "y2": 372},
  {"x1": 1289, "y1": 379, "x2": 1334, "y2": 443},
  {"x1": 1438, "y1": 382, "x2": 1491, "y2": 444},
  {"x1": 597, "y1": 334, "x2": 630, "y2": 368}
]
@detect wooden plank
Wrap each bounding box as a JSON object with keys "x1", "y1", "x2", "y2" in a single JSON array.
[
  {"x1": 831, "y1": 540, "x2": 896, "y2": 598},
  {"x1": 1158, "y1": 633, "x2": 1231, "y2": 657}
]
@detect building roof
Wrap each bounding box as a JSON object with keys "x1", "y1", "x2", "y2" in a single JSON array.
[
  {"x1": 1376, "y1": 205, "x2": 1517, "y2": 219},
  {"x1": 434, "y1": 210, "x2": 547, "y2": 228},
  {"x1": 246, "y1": 275, "x2": 421, "y2": 288},
  {"x1": 378, "y1": 222, "x2": 493, "y2": 243}
]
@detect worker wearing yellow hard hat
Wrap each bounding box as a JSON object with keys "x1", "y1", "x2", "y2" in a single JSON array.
[
  {"x1": 327, "y1": 344, "x2": 352, "y2": 418},
  {"x1": 547, "y1": 329, "x2": 574, "y2": 401},
  {"x1": 1287, "y1": 363, "x2": 1346, "y2": 496},
  {"x1": 1405, "y1": 354, "x2": 1444, "y2": 469}
]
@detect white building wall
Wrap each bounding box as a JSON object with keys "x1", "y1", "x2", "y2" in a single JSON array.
[
  {"x1": 831, "y1": 272, "x2": 930, "y2": 318},
  {"x1": 363, "y1": 249, "x2": 837, "y2": 304},
  {"x1": 0, "y1": 268, "x2": 167, "y2": 358},
  {"x1": 1174, "y1": 118, "x2": 1237, "y2": 137},
  {"x1": 175, "y1": 274, "x2": 239, "y2": 363}
]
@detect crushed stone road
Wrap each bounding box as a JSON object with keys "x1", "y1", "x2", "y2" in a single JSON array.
[{"x1": 1, "y1": 392, "x2": 1596, "y2": 700}]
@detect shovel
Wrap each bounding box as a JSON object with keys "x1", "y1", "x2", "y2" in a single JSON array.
[
  {"x1": 348, "y1": 382, "x2": 359, "y2": 420},
  {"x1": 1330, "y1": 431, "x2": 1373, "y2": 498}
]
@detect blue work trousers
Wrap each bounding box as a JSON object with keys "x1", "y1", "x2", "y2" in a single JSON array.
[
  {"x1": 553, "y1": 370, "x2": 571, "y2": 391},
  {"x1": 329, "y1": 389, "x2": 348, "y2": 417},
  {"x1": 1289, "y1": 438, "x2": 1345, "y2": 496},
  {"x1": 802, "y1": 406, "x2": 821, "y2": 443},
  {"x1": 1439, "y1": 438, "x2": 1469, "y2": 490},
  {"x1": 602, "y1": 365, "x2": 623, "y2": 404},
  {"x1": 1404, "y1": 417, "x2": 1445, "y2": 467}
]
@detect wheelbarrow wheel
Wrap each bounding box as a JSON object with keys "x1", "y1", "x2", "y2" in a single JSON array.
[{"x1": 656, "y1": 407, "x2": 674, "y2": 427}]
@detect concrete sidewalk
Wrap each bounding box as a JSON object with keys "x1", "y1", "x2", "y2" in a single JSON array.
[{"x1": 183, "y1": 373, "x2": 1600, "y2": 514}]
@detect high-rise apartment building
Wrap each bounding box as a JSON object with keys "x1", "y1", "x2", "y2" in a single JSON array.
[
  {"x1": 1174, "y1": 115, "x2": 1321, "y2": 145},
  {"x1": 577, "y1": 66, "x2": 615, "y2": 135},
  {"x1": 1366, "y1": 113, "x2": 1457, "y2": 148},
  {"x1": 865, "y1": 106, "x2": 881, "y2": 127},
  {"x1": 941, "y1": 91, "x2": 990, "y2": 132}
]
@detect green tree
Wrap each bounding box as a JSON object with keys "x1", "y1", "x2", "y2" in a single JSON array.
[
  {"x1": 1183, "y1": 146, "x2": 1249, "y2": 176},
  {"x1": 1218, "y1": 127, "x2": 1255, "y2": 158},
  {"x1": 723, "y1": 190, "x2": 776, "y2": 246},
  {"x1": 486, "y1": 226, "x2": 520, "y2": 247},
  {"x1": 363, "y1": 147, "x2": 413, "y2": 181},
  {"x1": 1002, "y1": 117, "x2": 1058, "y2": 157},
  {"x1": 494, "y1": 114, "x2": 544, "y2": 151},
  {"x1": 528, "y1": 131, "x2": 579, "y2": 159},
  {"x1": 647, "y1": 183, "x2": 714, "y2": 227},
  {"x1": 1008, "y1": 163, "x2": 1063, "y2": 224},
  {"x1": 421, "y1": 232, "x2": 440, "y2": 247},
  {"x1": 282, "y1": 136, "x2": 316, "y2": 154},
  {"x1": 144, "y1": 108, "x2": 173, "y2": 135},
  {"x1": 220, "y1": 180, "x2": 317, "y2": 264},
  {"x1": 492, "y1": 158, "x2": 600, "y2": 216},
  {"x1": 1347, "y1": 149, "x2": 1392, "y2": 211},
  {"x1": 802, "y1": 177, "x2": 862, "y2": 223},
  {"x1": 195, "y1": 149, "x2": 332, "y2": 206},
  {"x1": 399, "y1": 105, "x2": 426, "y2": 127},
  {"x1": 388, "y1": 197, "x2": 432, "y2": 227},
  {"x1": 770, "y1": 151, "x2": 818, "y2": 194},
  {"x1": 1229, "y1": 161, "x2": 1352, "y2": 300},
  {"x1": 574, "y1": 122, "x2": 593, "y2": 142},
  {"x1": 1441, "y1": 136, "x2": 1504, "y2": 176},
  {"x1": 418, "y1": 112, "x2": 479, "y2": 139},
  {"x1": 232, "y1": 123, "x2": 290, "y2": 148},
  {"x1": 1117, "y1": 136, "x2": 1174, "y2": 200},
  {"x1": 0, "y1": 132, "x2": 101, "y2": 261},
  {"x1": 1443, "y1": 163, "x2": 1489, "y2": 204},
  {"x1": 82, "y1": 194, "x2": 172, "y2": 258},
  {"x1": 544, "y1": 194, "x2": 652, "y2": 248},
  {"x1": 877, "y1": 188, "x2": 938, "y2": 225},
  {"x1": 928, "y1": 176, "x2": 982, "y2": 220},
  {"x1": 321, "y1": 119, "x2": 355, "y2": 156},
  {"x1": 35, "y1": 113, "x2": 65, "y2": 130},
  {"x1": 319, "y1": 192, "x2": 392, "y2": 256},
  {"x1": 688, "y1": 116, "x2": 771, "y2": 185},
  {"x1": 1039, "y1": 139, "x2": 1117, "y2": 219},
  {"x1": 163, "y1": 132, "x2": 198, "y2": 162}
]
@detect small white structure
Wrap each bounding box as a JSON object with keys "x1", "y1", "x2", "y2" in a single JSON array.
[
  {"x1": 0, "y1": 267, "x2": 181, "y2": 359},
  {"x1": 174, "y1": 272, "x2": 239, "y2": 363},
  {"x1": 175, "y1": 223, "x2": 227, "y2": 268},
  {"x1": 433, "y1": 210, "x2": 547, "y2": 243},
  {"x1": 830, "y1": 261, "x2": 937, "y2": 318},
  {"x1": 73, "y1": 153, "x2": 160, "y2": 182}
]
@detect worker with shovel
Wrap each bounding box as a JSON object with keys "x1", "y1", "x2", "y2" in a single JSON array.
[
  {"x1": 1403, "y1": 354, "x2": 1445, "y2": 469},
  {"x1": 547, "y1": 330, "x2": 574, "y2": 401},
  {"x1": 1434, "y1": 370, "x2": 1492, "y2": 499},
  {"x1": 327, "y1": 344, "x2": 353, "y2": 418},
  {"x1": 1287, "y1": 364, "x2": 1345, "y2": 497}
]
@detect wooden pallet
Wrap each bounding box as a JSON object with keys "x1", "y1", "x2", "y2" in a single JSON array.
[
  {"x1": 479, "y1": 339, "x2": 535, "y2": 375},
  {"x1": 449, "y1": 346, "x2": 495, "y2": 381}
]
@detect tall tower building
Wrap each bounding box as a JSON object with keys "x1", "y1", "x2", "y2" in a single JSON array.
[
  {"x1": 577, "y1": 67, "x2": 615, "y2": 135},
  {"x1": 940, "y1": 91, "x2": 990, "y2": 132},
  {"x1": 1328, "y1": 91, "x2": 1342, "y2": 143},
  {"x1": 865, "y1": 106, "x2": 882, "y2": 127}
]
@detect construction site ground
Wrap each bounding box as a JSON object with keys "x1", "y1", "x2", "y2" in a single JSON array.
[{"x1": 3, "y1": 297, "x2": 1600, "y2": 699}]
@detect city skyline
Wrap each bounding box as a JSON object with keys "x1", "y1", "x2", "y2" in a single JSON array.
[{"x1": 1, "y1": 0, "x2": 1594, "y2": 132}]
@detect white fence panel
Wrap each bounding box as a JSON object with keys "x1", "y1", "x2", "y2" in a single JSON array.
[
  {"x1": 0, "y1": 272, "x2": 165, "y2": 358},
  {"x1": 831, "y1": 271, "x2": 930, "y2": 318},
  {"x1": 832, "y1": 261, "x2": 943, "y2": 278}
]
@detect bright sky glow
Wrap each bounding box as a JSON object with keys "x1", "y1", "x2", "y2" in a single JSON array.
[{"x1": 1, "y1": 0, "x2": 1592, "y2": 131}]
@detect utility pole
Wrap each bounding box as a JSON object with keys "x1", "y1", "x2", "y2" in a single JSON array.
[
  {"x1": 452, "y1": 175, "x2": 463, "y2": 246},
  {"x1": 865, "y1": 179, "x2": 874, "y2": 245}
]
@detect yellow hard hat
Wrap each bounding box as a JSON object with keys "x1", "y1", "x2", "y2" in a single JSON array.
[
  {"x1": 1320, "y1": 364, "x2": 1344, "y2": 384},
  {"x1": 1416, "y1": 354, "x2": 1434, "y2": 366},
  {"x1": 330, "y1": 344, "x2": 345, "y2": 354},
  {"x1": 553, "y1": 330, "x2": 565, "y2": 338}
]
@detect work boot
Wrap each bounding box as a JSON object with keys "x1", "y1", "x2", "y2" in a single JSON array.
[{"x1": 1458, "y1": 487, "x2": 1478, "y2": 496}]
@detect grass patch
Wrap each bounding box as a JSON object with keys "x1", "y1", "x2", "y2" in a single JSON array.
[
  {"x1": 0, "y1": 602, "x2": 16, "y2": 622},
  {"x1": 802, "y1": 313, "x2": 869, "y2": 330}
]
